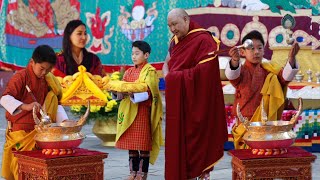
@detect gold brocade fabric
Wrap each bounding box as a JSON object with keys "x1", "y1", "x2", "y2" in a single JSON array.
[
  {"x1": 59, "y1": 65, "x2": 108, "y2": 105},
  {"x1": 106, "y1": 81, "x2": 148, "y2": 93}
]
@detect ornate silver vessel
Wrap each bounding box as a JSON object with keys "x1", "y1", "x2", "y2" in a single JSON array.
[{"x1": 32, "y1": 103, "x2": 90, "y2": 152}]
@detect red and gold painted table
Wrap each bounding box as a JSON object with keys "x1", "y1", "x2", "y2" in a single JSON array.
[
  {"x1": 14, "y1": 148, "x2": 108, "y2": 180},
  {"x1": 229, "y1": 147, "x2": 317, "y2": 180}
]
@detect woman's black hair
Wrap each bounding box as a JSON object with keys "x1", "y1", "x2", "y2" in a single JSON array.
[{"x1": 62, "y1": 20, "x2": 92, "y2": 75}]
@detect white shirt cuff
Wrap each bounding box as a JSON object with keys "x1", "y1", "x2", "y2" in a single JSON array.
[
  {"x1": 0, "y1": 95, "x2": 23, "y2": 115},
  {"x1": 282, "y1": 61, "x2": 299, "y2": 81},
  {"x1": 225, "y1": 60, "x2": 241, "y2": 80},
  {"x1": 55, "y1": 105, "x2": 69, "y2": 123},
  {"x1": 130, "y1": 92, "x2": 149, "y2": 104}
]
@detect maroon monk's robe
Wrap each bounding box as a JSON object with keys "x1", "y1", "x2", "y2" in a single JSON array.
[
  {"x1": 230, "y1": 61, "x2": 288, "y2": 119},
  {"x1": 2, "y1": 64, "x2": 48, "y2": 132},
  {"x1": 165, "y1": 21, "x2": 227, "y2": 179}
]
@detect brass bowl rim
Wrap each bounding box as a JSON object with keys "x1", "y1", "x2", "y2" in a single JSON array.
[
  {"x1": 35, "y1": 137, "x2": 85, "y2": 142},
  {"x1": 248, "y1": 121, "x2": 293, "y2": 127}
]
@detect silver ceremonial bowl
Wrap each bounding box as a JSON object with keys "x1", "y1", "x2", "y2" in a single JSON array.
[
  {"x1": 243, "y1": 121, "x2": 296, "y2": 149},
  {"x1": 237, "y1": 98, "x2": 302, "y2": 149},
  {"x1": 295, "y1": 74, "x2": 304, "y2": 82},
  {"x1": 33, "y1": 102, "x2": 90, "y2": 149}
]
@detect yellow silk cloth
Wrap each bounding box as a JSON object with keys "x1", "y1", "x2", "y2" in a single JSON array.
[
  {"x1": 1, "y1": 129, "x2": 37, "y2": 180},
  {"x1": 232, "y1": 62, "x2": 285, "y2": 149},
  {"x1": 251, "y1": 62, "x2": 284, "y2": 122},
  {"x1": 232, "y1": 123, "x2": 249, "y2": 149},
  {"x1": 116, "y1": 64, "x2": 163, "y2": 164},
  {"x1": 44, "y1": 72, "x2": 62, "y2": 122},
  {"x1": 106, "y1": 81, "x2": 148, "y2": 93}
]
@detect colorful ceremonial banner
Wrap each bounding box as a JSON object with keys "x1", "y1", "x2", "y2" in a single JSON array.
[{"x1": 0, "y1": 0, "x2": 319, "y2": 72}]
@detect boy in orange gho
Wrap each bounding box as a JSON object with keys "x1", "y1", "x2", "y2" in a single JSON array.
[
  {"x1": 225, "y1": 30, "x2": 300, "y2": 149},
  {"x1": 112, "y1": 41, "x2": 163, "y2": 180}
]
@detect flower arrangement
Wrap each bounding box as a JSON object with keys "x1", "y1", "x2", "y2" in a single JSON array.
[{"x1": 70, "y1": 71, "x2": 123, "y2": 122}]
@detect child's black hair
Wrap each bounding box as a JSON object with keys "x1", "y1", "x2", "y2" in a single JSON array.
[
  {"x1": 32, "y1": 45, "x2": 57, "y2": 65},
  {"x1": 242, "y1": 30, "x2": 265, "y2": 46},
  {"x1": 132, "y1": 41, "x2": 151, "y2": 54}
]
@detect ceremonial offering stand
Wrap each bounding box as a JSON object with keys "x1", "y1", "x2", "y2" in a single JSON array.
[
  {"x1": 14, "y1": 148, "x2": 108, "y2": 180},
  {"x1": 229, "y1": 147, "x2": 316, "y2": 180}
]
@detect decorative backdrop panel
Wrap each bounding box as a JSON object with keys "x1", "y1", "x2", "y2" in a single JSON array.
[{"x1": 0, "y1": 0, "x2": 319, "y2": 72}]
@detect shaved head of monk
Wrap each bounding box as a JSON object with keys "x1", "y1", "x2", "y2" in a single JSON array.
[{"x1": 167, "y1": 8, "x2": 190, "y2": 39}]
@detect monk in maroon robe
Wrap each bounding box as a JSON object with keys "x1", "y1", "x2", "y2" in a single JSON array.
[{"x1": 163, "y1": 9, "x2": 227, "y2": 180}]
